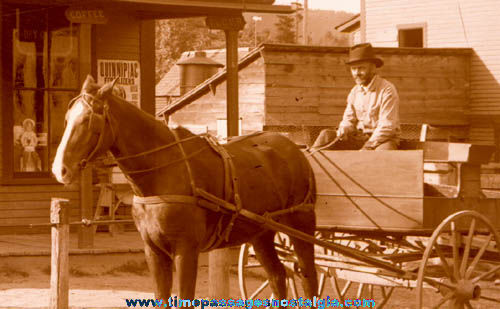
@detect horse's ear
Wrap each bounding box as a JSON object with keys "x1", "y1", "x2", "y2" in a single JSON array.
[
  {"x1": 81, "y1": 75, "x2": 95, "y2": 93},
  {"x1": 97, "y1": 77, "x2": 119, "y2": 97}
]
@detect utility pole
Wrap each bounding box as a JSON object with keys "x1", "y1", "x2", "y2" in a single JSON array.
[
  {"x1": 303, "y1": 0, "x2": 308, "y2": 44},
  {"x1": 252, "y1": 16, "x2": 262, "y2": 47}
]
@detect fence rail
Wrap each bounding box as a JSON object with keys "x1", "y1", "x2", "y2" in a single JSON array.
[{"x1": 0, "y1": 219, "x2": 135, "y2": 229}]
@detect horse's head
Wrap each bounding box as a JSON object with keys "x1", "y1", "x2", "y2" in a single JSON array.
[{"x1": 52, "y1": 75, "x2": 118, "y2": 184}]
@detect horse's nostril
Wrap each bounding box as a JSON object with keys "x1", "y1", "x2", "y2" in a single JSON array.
[{"x1": 61, "y1": 166, "x2": 67, "y2": 177}]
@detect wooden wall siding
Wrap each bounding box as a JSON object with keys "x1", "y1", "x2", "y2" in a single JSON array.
[
  {"x1": 95, "y1": 12, "x2": 140, "y2": 60},
  {"x1": 469, "y1": 126, "x2": 495, "y2": 146},
  {"x1": 261, "y1": 47, "x2": 471, "y2": 127},
  {"x1": 364, "y1": 0, "x2": 500, "y2": 144},
  {"x1": 0, "y1": 185, "x2": 81, "y2": 234},
  {"x1": 169, "y1": 57, "x2": 266, "y2": 134}
]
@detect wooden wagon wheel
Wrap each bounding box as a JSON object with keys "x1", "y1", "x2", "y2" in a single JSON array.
[
  {"x1": 238, "y1": 232, "x2": 327, "y2": 304},
  {"x1": 316, "y1": 230, "x2": 403, "y2": 308},
  {"x1": 416, "y1": 210, "x2": 500, "y2": 308}
]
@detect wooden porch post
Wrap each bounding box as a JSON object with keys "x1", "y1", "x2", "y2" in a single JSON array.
[
  {"x1": 205, "y1": 14, "x2": 245, "y2": 299},
  {"x1": 78, "y1": 24, "x2": 94, "y2": 249},
  {"x1": 78, "y1": 166, "x2": 94, "y2": 248}
]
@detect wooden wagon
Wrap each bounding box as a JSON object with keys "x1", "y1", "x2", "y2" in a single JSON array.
[{"x1": 238, "y1": 141, "x2": 500, "y2": 308}]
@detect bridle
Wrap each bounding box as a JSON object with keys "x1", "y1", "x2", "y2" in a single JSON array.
[
  {"x1": 66, "y1": 92, "x2": 209, "y2": 176},
  {"x1": 67, "y1": 92, "x2": 116, "y2": 169}
]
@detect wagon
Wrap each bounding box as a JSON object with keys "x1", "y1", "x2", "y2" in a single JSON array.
[{"x1": 238, "y1": 141, "x2": 500, "y2": 308}]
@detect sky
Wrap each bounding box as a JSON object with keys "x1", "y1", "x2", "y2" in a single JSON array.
[{"x1": 274, "y1": 0, "x2": 360, "y2": 13}]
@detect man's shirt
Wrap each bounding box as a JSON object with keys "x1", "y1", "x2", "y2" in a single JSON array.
[{"x1": 339, "y1": 74, "x2": 401, "y2": 146}]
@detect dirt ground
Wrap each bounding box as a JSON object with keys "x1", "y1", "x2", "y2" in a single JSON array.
[{"x1": 0, "y1": 253, "x2": 498, "y2": 308}]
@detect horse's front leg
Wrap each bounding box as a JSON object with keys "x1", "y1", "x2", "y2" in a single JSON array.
[
  {"x1": 144, "y1": 243, "x2": 174, "y2": 306},
  {"x1": 175, "y1": 241, "x2": 200, "y2": 307}
]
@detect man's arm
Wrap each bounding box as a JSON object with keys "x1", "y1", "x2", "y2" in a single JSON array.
[
  {"x1": 338, "y1": 90, "x2": 358, "y2": 135},
  {"x1": 365, "y1": 83, "x2": 400, "y2": 148}
]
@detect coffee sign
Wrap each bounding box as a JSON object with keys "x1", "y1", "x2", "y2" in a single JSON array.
[{"x1": 65, "y1": 7, "x2": 108, "y2": 24}]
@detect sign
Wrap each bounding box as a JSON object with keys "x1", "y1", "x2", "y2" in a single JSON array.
[
  {"x1": 97, "y1": 59, "x2": 141, "y2": 107},
  {"x1": 65, "y1": 7, "x2": 108, "y2": 24}
]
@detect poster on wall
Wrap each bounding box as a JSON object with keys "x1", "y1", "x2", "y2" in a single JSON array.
[{"x1": 97, "y1": 59, "x2": 140, "y2": 106}]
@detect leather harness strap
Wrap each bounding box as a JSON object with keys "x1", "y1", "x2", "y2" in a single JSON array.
[{"x1": 69, "y1": 92, "x2": 314, "y2": 251}]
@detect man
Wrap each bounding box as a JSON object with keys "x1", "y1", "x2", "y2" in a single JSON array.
[{"x1": 311, "y1": 43, "x2": 401, "y2": 151}]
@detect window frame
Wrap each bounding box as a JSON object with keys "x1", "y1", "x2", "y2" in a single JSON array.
[
  {"x1": 397, "y1": 22, "x2": 427, "y2": 48},
  {"x1": 1, "y1": 4, "x2": 85, "y2": 185}
]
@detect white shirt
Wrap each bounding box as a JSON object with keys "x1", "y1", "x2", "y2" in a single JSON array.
[{"x1": 339, "y1": 75, "x2": 401, "y2": 145}]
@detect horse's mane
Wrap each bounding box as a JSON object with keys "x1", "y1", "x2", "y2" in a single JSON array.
[{"x1": 104, "y1": 91, "x2": 197, "y2": 139}]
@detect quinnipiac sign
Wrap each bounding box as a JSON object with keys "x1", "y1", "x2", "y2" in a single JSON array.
[{"x1": 97, "y1": 59, "x2": 141, "y2": 107}]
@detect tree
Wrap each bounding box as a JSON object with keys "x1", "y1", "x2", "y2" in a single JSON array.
[
  {"x1": 274, "y1": 15, "x2": 296, "y2": 44},
  {"x1": 155, "y1": 18, "x2": 225, "y2": 83},
  {"x1": 319, "y1": 30, "x2": 350, "y2": 46}
]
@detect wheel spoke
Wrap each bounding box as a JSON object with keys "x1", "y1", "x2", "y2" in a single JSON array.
[
  {"x1": 479, "y1": 294, "x2": 500, "y2": 303},
  {"x1": 432, "y1": 291, "x2": 454, "y2": 309},
  {"x1": 341, "y1": 280, "x2": 353, "y2": 297},
  {"x1": 317, "y1": 272, "x2": 326, "y2": 297},
  {"x1": 245, "y1": 263, "x2": 264, "y2": 268},
  {"x1": 451, "y1": 221, "x2": 461, "y2": 280},
  {"x1": 472, "y1": 264, "x2": 500, "y2": 283},
  {"x1": 422, "y1": 275, "x2": 456, "y2": 291},
  {"x1": 330, "y1": 275, "x2": 346, "y2": 302},
  {"x1": 288, "y1": 276, "x2": 299, "y2": 300},
  {"x1": 434, "y1": 243, "x2": 455, "y2": 282},
  {"x1": 356, "y1": 283, "x2": 365, "y2": 299},
  {"x1": 460, "y1": 218, "x2": 476, "y2": 278},
  {"x1": 381, "y1": 286, "x2": 387, "y2": 298},
  {"x1": 377, "y1": 287, "x2": 394, "y2": 308},
  {"x1": 465, "y1": 233, "x2": 493, "y2": 279},
  {"x1": 249, "y1": 280, "x2": 270, "y2": 299}
]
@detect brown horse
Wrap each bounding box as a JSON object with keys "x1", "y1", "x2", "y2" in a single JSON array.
[{"x1": 52, "y1": 76, "x2": 318, "y2": 305}]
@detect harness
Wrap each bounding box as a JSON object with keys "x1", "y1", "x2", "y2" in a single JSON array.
[{"x1": 69, "y1": 93, "x2": 315, "y2": 251}]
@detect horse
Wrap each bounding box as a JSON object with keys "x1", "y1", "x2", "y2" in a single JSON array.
[{"x1": 52, "y1": 75, "x2": 318, "y2": 305}]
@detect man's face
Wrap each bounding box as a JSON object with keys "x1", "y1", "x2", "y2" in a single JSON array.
[{"x1": 349, "y1": 61, "x2": 376, "y2": 86}]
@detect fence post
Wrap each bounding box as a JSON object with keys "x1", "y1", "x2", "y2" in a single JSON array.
[{"x1": 49, "y1": 198, "x2": 70, "y2": 309}]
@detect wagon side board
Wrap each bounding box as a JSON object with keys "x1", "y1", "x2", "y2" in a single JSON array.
[{"x1": 309, "y1": 150, "x2": 425, "y2": 230}]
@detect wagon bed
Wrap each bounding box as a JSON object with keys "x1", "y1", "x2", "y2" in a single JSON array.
[{"x1": 309, "y1": 141, "x2": 500, "y2": 233}]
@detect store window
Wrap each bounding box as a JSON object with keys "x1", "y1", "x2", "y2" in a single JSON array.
[{"x1": 2, "y1": 5, "x2": 80, "y2": 181}]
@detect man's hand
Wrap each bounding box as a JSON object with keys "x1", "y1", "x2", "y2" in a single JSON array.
[
  {"x1": 360, "y1": 140, "x2": 377, "y2": 151},
  {"x1": 337, "y1": 126, "x2": 354, "y2": 140}
]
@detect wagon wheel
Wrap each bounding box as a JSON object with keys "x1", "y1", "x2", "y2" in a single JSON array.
[
  {"x1": 316, "y1": 231, "x2": 401, "y2": 308},
  {"x1": 416, "y1": 210, "x2": 500, "y2": 308},
  {"x1": 238, "y1": 232, "x2": 327, "y2": 303}
]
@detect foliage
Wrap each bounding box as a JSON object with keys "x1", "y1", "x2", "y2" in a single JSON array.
[
  {"x1": 273, "y1": 15, "x2": 297, "y2": 44},
  {"x1": 155, "y1": 18, "x2": 225, "y2": 83},
  {"x1": 319, "y1": 31, "x2": 350, "y2": 46},
  {"x1": 155, "y1": 11, "x2": 353, "y2": 83}
]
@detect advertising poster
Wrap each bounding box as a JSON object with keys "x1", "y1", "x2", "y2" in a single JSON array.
[{"x1": 97, "y1": 59, "x2": 140, "y2": 106}]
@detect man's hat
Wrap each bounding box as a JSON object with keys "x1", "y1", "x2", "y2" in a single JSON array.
[{"x1": 345, "y1": 43, "x2": 384, "y2": 68}]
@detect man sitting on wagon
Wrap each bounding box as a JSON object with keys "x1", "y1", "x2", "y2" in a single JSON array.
[{"x1": 311, "y1": 43, "x2": 401, "y2": 151}]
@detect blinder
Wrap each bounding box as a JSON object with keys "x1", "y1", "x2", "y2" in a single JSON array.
[{"x1": 88, "y1": 112, "x2": 105, "y2": 133}]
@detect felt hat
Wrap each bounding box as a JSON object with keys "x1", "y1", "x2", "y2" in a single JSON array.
[{"x1": 345, "y1": 43, "x2": 384, "y2": 68}]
